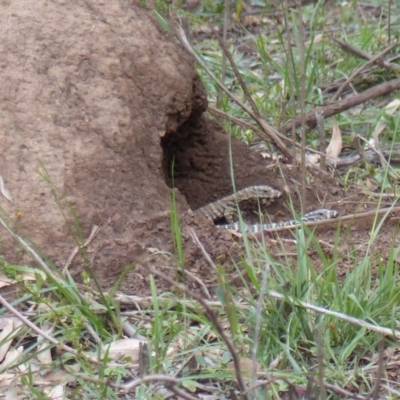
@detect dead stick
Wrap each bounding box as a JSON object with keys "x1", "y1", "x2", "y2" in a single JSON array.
[
  {"x1": 214, "y1": 32, "x2": 260, "y2": 121},
  {"x1": 176, "y1": 26, "x2": 291, "y2": 159},
  {"x1": 333, "y1": 38, "x2": 400, "y2": 73},
  {"x1": 213, "y1": 33, "x2": 290, "y2": 157},
  {"x1": 208, "y1": 105, "x2": 327, "y2": 157},
  {"x1": 332, "y1": 41, "x2": 400, "y2": 101},
  {"x1": 282, "y1": 78, "x2": 400, "y2": 133}
]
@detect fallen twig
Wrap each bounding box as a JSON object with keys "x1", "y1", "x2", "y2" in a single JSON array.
[
  {"x1": 176, "y1": 25, "x2": 291, "y2": 158},
  {"x1": 63, "y1": 225, "x2": 100, "y2": 274},
  {"x1": 208, "y1": 105, "x2": 328, "y2": 159},
  {"x1": 268, "y1": 289, "x2": 400, "y2": 339},
  {"x1": 333, "y1": 38, "x2": 400, "y2": 74},
  {"x1": 282, "y1": 78, "x2": 400, "y2": 133},
  {"x1": 331, "y1": 41, "x2": 400, "y2": 101},
  {"x1": 0, "y1": 293, "x2": 128, "y2": 367}
]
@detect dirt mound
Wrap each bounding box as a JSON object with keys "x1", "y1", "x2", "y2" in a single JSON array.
[{"x1": 0, "y1": 0, "x2": 345, "y2": 295}]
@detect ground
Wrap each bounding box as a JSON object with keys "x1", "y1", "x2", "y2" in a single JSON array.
[{"x1": 0, "y1": 0, "x2": 398, "y2": 302}]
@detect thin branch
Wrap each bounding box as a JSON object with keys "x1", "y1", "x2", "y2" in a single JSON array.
[
  {"x1": 215, "y1": 0, "x2": 231, "y2": 109},
  {"x1": 122, "y1": 375, "x2": 179, "y2": 392},
  {"x1": 214, "y1": 32, "x2": 263, "y2": 122},
  {"x1": 282, "y1": 78, "x2": 400, "y2": 133},
  {"x1": 316, "y1": 112, "x2": 326, "y2": 170},
  {"x1": 63, "y1": 225, "x2": 100, "y2": 273},
  {"x1": 176, "y1": 25, "x2": 291, "y2": 158},
  {"x1": 0, "y1": 294, "x2": 126, "y2": 367},
  {"x1": 323, "y1": 381, "x2": 367, "y2": 400},
  {"x1": 268, "y1": 289, "x2": 400, "y2": 339},
  {"x1": 208, "y1": 105, "x2": 327, "y2": 158},
  {"x1": 332, "y1": 41, "x2": 400, "y2": 101},
  {"x1": 333, "y1": 38, "x2": 400, "y2": 74}
]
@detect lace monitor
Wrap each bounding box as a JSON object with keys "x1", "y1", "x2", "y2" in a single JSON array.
[{"x1": 195, "y1": 185, "x2": 338, "y2": 232}]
